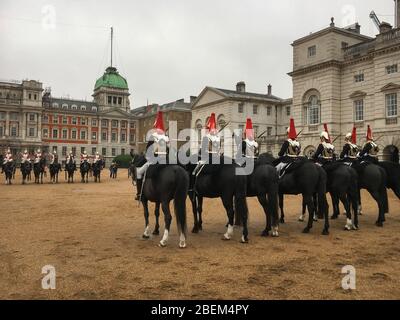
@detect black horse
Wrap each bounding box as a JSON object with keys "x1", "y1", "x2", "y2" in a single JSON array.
[
  {"x1": 3, "y1": 160, "x2": 14, "y2": 185},
  {"x1": 80, "y1": 161, "x2": 90, "y2": 183},
  {"x1": 33, "y1": 158, "x2": 46, "y2": 184},
  {"x1": 131, "y1": 153, "x2": 189, "y2": 248},
  {"x1": 49, "y1": 161, "x2": 62, "y2": 184},
  {"x1": 235, "y1": 155, "x2": 280, "y2": 237},
  {"x1": 92, "y1": 160, "x2": 104, "y2": 183},
  {"x1": 298, "y1": 162, "x2": 360, "y2": 231},
  {"x1": 355, "y1": 162, "x2": 388, "y2": 227},
  {"x1": 260, "y1": 154, "x2": 330, "y2": 235},
  {"x1": 378, "y1": 161, "x2": 400, "y2": 199},
  {"x1": 20, "y1": 161, "x2": 32, "y2": 184},
  {"x1": 186, "y1": 154, "x2": 250, "y2": 243},
  {"x1": 65, "y1": 158, "x2": 76, "y2": 183}
]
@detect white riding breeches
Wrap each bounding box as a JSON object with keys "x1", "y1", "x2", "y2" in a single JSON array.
[{"x1": 136, "y1": 162, "x2": 151, "y2": 179}]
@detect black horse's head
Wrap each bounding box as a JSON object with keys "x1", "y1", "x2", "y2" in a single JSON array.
[{"x1": 130, "y1": 152, "x2": 147, "y2": 168}]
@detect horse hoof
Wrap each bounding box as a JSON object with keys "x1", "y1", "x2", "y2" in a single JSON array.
[
  {"x1": 261, "y1": 230, "x2": 269, "y2": 237},
  {"x1": 192, "y1": 227, "x2": 199, "y2": 234},
  {"x1": 179, "y1": 241, "x2": 187, "y2": 249},
  {"x1": 241, "y1": 236, "x2": 249, "y2": 244},
  {"x1": 344, "y1": 226, "x2": 351, "y2": 231},
  {"x1": 353, "y1": 225, "x2": 359, "y2": 230},
  {"x1": 298, "y1": 218, "x2": 304, "y2": 222},
  {"x1": 322, "y1": 229, "x2": 329, "y2": 236},
  {"x1": 142, "y1": 234, "x2": 150, "y2": 239},
  {"x1": 222, "y1": 234, "x2": 231, "y2": 241},
  {"x1": 375, "y1": 221, "x2": 383, "y2": 227},
  {"x1": 280, "y1": 218, "x2": 285, "y2": 224},
  {"x1": 302, "y1": 228, "x2": 310, "y2": 234},
  {"x1": 272, "y1": 231, "x2": 279, "y2": 237},
  {"x1": 159, "y1": 241, "x2": 167, "y2": 247},
  {"x1": 152, "y1": 230, "x2": 159, "y2": 236},
  {"x1": 331, "y1": 215, "x2": 338, "y2": 220}
]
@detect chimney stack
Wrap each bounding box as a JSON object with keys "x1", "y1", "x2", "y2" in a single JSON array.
[
  {"x1": 267, "y1": 84, "x2": 272, "y2": 95},
  {"x1": 396, "y1": 0, "x2": 400, "y2": 28},
  {"x1": 236, "y1": 81, "x2": 246, "y2": 93},
  {"x1": 190, "y1": 96, "x2": 197, "y2": 103}
]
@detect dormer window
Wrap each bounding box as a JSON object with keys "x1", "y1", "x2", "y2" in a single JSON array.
[
  {"x1": 308, "y1": 45, "x2": 316, "y2": 57},
  {"x1": 92, "y1": 106, "x2": 97, "y2": 112},
  {"x1": 52, "y1": 103, "x2": 59, "y2": 108},
  {"x1": 81, "y1": 105, "x2": 86, "y2": 111},
  {"x1": 71, "y1": 105, "x2": 77, "y2": 110},
  {"x1": 62, "y1": 103, "x2": 68, "y2": 109}
]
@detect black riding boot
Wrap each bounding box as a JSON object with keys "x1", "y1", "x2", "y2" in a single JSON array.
[{"x1": 135, "y1": 179, "x2": 143, "y2": 200}]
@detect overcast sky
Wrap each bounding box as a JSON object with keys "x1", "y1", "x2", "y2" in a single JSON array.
[{"x1": 0, "y1": 0, "x2": 396, "y2": 109}]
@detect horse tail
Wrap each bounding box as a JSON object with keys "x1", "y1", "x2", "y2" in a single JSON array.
[
  {"x1": 317, "y1": 168, "x2": 329, "y2": 218},
  {"x1": 173, "y1": 167, "x2": 189, "y2": 236},
  {"x1": 234, "y1": 174, "x2": 248, "y2": 227}
]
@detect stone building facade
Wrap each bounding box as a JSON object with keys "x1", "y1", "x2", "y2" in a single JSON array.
[
  {"x1": 0, "y1": 66, "x2": 138, "y2": 166},
  {"x1": 190, "y1": 82, "x2": 292, "y2": 156},
  {"x1": 290, "y1": 17, "x2": 400, "y2": 160}
]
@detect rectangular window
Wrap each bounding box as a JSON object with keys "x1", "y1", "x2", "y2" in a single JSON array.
[
  {"x1": 121, "y1": 121, "x2": 126, "y2": 129},
  {"x1": 286, "y1": 106, "x2": 291, "y2": 116},
  {"x1": 354, "y1": 100, "x2": 364, "y2": 121},
  {"x1": 130, "y1": 122, "x2": 136, "y2": 129},
  {"x1": 253, "y1": 105, "x2": 258, "y2": 115},
  {"x1": 108, "y1": 96, "x2": 112, "y2": 104},
  {"x1": 53, "y1": 115, "x2": 58, "y2": 124},
  {"x1": 10, "y1": 112, "x2": 18, "y2": 120},
  {"x1": 81, "y1": 147, "x2": 85, "y2": 154},
  {"x1": 28, "y1": 127, "x2": 35, "y2": 137},
  {"x1": 92, "y1": 132, "x2": 97, "y2": 140},
  {"x1": 308, "y1": 45, "x2": 316, "y2": 57},
  {"x1": 62, "y1": 116, "x2": 67, "y2": 124},
  {"x1": 386, "y1": 64, "x2": 398, "y2": 74},
  {"x1": 0, "y1": 126, "x2": 3, "y2": 136},
  {"x1": 80, "y1": 131, "x2": 86, "y2": 140},
  {"x1": 121, "y1": 148, "x2": 125, "y2": 155},
  {"x1": 11, "y1": 126, "x2": 17, "y2": 137},
  {"x1": 121, "y1": 133, "x2": 126, "y2": 142},
  {"x1": 354, "y1": 73, "x2": 364, "y2": 83},
  {"x1": 52, "y1": 129, "x2": 58, "y2": 139},
  {"x1": 72, "y1": 147, "x2": 76, "y2": 155},
  {"x1": 118, "y1": 97, "x2": 122, "y2": 105},
  {"x1": 29, "y1": 93, "x2": 32, "y2": 99},
  {"x1": 42, "y1": 115, "x2": 48, "y2": 123},
  {"x1": 112, "y1": 120, "x2": 118, "y2": 128},
  {"x1": 113, "y1": 97, "x2": 117, "y2": 105},
  {"x1": 111, "y1": 132, "x2": 117, "y2": 142},
  {"x1": 92, "y1": 147, "x2": 96, "y2": 155},
  {"x1": 386, "y1": 93, "x2": 398, "y2": 118},
  {"x1": 62, "y1": 129, "x2": 68, "y2": 139},
  {"x1": 112, "y1": 148, "x2": 116, "y2": 156},
  {"x1": 102, "y1": 131, "x2": 107, "y2": 141},
  {"x1": 266, "y1": 106, "x2": 272, "y2": 116},
  {"x1": 62, "y1": 146, "x2": 67, "y2": 156},
  {"x1": 238, "y1": 103, "x2": 244, "y2": 113},
  {"x1": 72, "y1": 117, "x2": 77, "y2": 125},
  {"x1": 101, "y1": 119, "x2": 108, "y2": 127},
  {"x1": 129, "y1": 133, "x2": 136, "y2": 143},
  {"x1": 43, "y1": 129, "x2": 48, "y2": 138},
  {"x1": 267, "y1": 127, "x2": 272, "y2": 136},
  {"x1": 81, "y1": 118, "x2": 86, "y2": 125},
  {"x1": 102, "y1": 148, "x2": 107, "y2": 156},
  {"x1": 29, "y1": 114, "x2": 35, "y2": 121},
  {"x1": 52, "y1": 146, "x2": 57, "y2": 153},
  {"x1": 341, "y1": 42, "x2": 349, "y2": 49},
  {"x1": 71, "y1": 130, "x2": 77, "y2": 139},
  {"x1": 0, "y1": 112, "x2": 5, "y2": 120},
  {"x1": 92, "y1": 119, "x2": 97, "y2": 126}
]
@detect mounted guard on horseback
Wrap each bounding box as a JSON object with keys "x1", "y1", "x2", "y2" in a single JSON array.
[
  {"x1": 49, "y1": 150, "x2": 62, "y2": 183},
  {"x1": 92, "y1": 152, "x2": 104, "y2": 183},
  {"x1": 20, "y1": 149, "x2": 32, "y2": 184},
  {"x1": 2, "y1": 148, "x2": 14, "y2": 185},
  {"x1": 33, "y1": 148, "x2": 46, "y2": 184},
  {"x1": 275, "y1": 118, "x2": 301, "y2": 178},
  {"x1": 313, "y1": 124, "x2": 335, "y2": 167},
  {"x1": 359, "y1": 125, "x2": 379, "y2": 165},
  {"x1": 130, "y1": 111, "x2": 189, "y2": 248},
  {"x1": 340, "y1": 126, "x2": 359, "y2": 164},
  {"x1": 65, "y1": 150, "x2": 77, "y2": 183},
  {"x1": 80, "y1": 150, "x2": 90, "y2": 183}
]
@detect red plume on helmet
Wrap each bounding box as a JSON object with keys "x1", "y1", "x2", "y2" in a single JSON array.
[
  {"x1": 288, "y1": 118, "x2": 297, "y2": 140},
  {"x1": 153, "y1": 111, "x2": 165, "y2": 134},
  {"x1": 366, "y1": 125, "x2": 373, "y2": 141},
  {"x1": 206, "y1": 113, "x2": 217, "y2": 134},
  {"x1": 351, "y1": 126, "x2": 357, "y2": 144},
  {"x1": 323, "y1": 123, "x2": 331, "y2": 143},
  {"x1": 245, "y1": 118, "x2": 254, "y2": 140}
]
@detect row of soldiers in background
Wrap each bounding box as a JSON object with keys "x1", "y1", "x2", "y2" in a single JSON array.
[{"x1": 2, "y1": 149, "x2": 104, "y2": 169}]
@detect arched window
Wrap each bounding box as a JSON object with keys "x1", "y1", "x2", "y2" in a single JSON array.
[
  {"x1": 62, "y1": 104, "x2": 69, "y2": 109},
  {"x1": 81, "y1": 105, "x2": 86, "y2": 111},
  {"x1": 52, "y1": 103, "x2": 59, "y2": 108},
  {"x1": 217, "y1": 114, "x2": 226, "y2": 130},
  {"x1": 303, "y1": 90, "x2": 321, "y2": 125},
  {"x1": 92, "y1": 106, "x2": 98, "y2": 112},
  {"x1": 71, "y1": 105, "x2": 77, "y2": 110}
]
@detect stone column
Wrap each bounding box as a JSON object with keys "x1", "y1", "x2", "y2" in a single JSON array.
[
  {"x1": 5, "y1": 111, "x2": 9, "y2": 136},
  {"x1": 22, "y1": 111, "x2": 27, "y2": 139},
  {"x1": 38, "y1": 113, "x2": 42, "y2": 139}
]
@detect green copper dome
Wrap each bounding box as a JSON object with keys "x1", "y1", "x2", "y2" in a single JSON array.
[{"x1": 94, "y1": 66, "x2": 128, "y2": 90}]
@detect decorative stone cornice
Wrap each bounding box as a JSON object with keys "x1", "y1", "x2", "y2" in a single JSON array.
[
  {"x1": 381, "y1": 83, "x2": 400, "y2": 92},
  {"x1": 288, "y1": 60, "x2": 342, "y2": 77}
]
